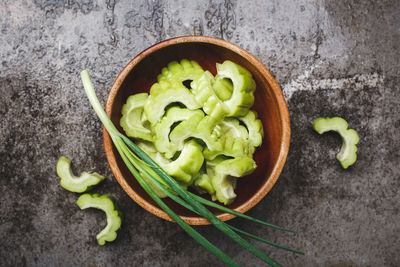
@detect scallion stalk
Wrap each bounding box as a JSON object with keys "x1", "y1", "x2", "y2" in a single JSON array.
[{"x1": 137, "y1": 170, "x2": 303, "y2": 255}]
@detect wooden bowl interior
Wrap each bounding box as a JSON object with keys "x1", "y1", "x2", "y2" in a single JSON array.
[{"x1": 107, "y1": 41, "x2": 284, "y2": 221}]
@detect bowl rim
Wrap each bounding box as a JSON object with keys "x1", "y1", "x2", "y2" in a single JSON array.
[{"x1": 103, "y1": 35, "x2": 290, "y2": 225}]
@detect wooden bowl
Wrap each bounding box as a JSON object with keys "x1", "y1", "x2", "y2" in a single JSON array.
[{"x1": 103, "y1": 36, "x2": 290, "y2": 225}]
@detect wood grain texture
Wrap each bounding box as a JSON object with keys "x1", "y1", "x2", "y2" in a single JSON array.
[{"x1": 103, "y1": 36, "x2": 290, "y2": 225}]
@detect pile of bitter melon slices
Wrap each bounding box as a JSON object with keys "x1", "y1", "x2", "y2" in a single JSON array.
[{"x1": 120, "y1": 59, "x2": 263, "y2": 205}]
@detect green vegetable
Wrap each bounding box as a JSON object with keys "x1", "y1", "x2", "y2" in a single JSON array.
[
  {"x1": 119, "y1": 60, "x2": 263, "y2": 205},
  {"x1": 81, "y1": 70, "x2": 302, "y2": 266},
  {"x1": 191, "y1": 71, "x2": 227, "y2": 124},
  {"x1": 157, "y1": 59, "x2": 204, "y2": 86},
  {"x1": 139, "y1": 140, "x2": 204, "y2": 185},
  {"x1": 203, "y1": 118, "x2": 250, "y2": 160},
  {"x1": 140, "y1": 162, "x2": 168, "y2": 198},
  {"x1": 191, "y1": 71, "x2": 215, "y2": 106},
  {"x1": 146, "y1": 176, "x2": 303, "y2": 255},
  {"x1": 197, "y1": 110, "x2": 227, "y2": 137},
  {"x1": 214, "y1": 60, "x2": 256, "y2": 116},
  {"x1": 144, "y1": 79, "x2": 200, "y2": 125},
  {"x1": 120, "y1": 93, "x2": 153, "y2": 142},
  {"x1": 162, "y1": 140, "x2": 204, "y2": 185},
  {"x1": 313, "y1": 117, "x2": 360, "y2": 169},
  {"x1": 168, "y1": 111, "x2": 222, "y2": 153},
  {"x1": 238, "y1": 110, "x2": 264, "y2": 148},
  {"x1": 56, "y1": 156, "x2": 105, "y2": 193},
  {"x1": 213, "y1": 76, "x2": 234, "y2": 101},
  {"x1": 210, "y1": 157, "x2": 257, "y2": 205},
  {"x1": 193, "y1": 173, "x2": 215, "y2": 195},
  {"x1": 76, "y1": 193, "x2": 122, "y2": 245},
  {"x1": 152, "y1": 107, "x2": 203, "y2": 158}
]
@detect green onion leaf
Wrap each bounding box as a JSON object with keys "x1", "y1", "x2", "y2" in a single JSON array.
[{"x1": 135, "y1": 168, "x2": 303, "y2": 255}]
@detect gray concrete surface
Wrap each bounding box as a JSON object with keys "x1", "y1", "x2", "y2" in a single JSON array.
[{"x1": 1, "y1": 0, "x2": 399, "y2": 266}]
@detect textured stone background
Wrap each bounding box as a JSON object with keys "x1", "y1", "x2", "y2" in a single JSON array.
[{"x1": 1, "y1": 0, "x2": 399, "y2": 266}]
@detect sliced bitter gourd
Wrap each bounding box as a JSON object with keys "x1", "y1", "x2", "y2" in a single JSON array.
[
  {"x1": 238, "y1": 110, "x2": 264, "y2": 148},
  {"x1": 56, "y1": 156, "x2": 105, "y2": 193},
  {"x1": 76, "y1": 194, "x2": 122, "y2": 245},
  {"x1": 203, "y1": 118, "x2": 250, "y2": 160},
  {"x1": 191, "y1": 71, "x2": 228, "y2": 127},
  {"x1": 120, "y1": 59, "x2": 262, "y2": 205},
  {"x1": 153, "y1": 107, "x2": 204, "y2": 158},
  {"x1": 193, "y1": 172, "x2": 215, "y2": 195},
  {"x1": 157, "y1": 59, "x2": 204, "y2": 86},
  {"x1": 214, "y1": 60, "x2": 256, "y2": 116},
  {"x1": 210, "y1": 157, "x2": 257, "y2": 205},
  {"x1": 213, "y1": 76, "x2": 234, "y2": 101},
  {"x1": 162, "y1": 140, "x2": 204, "y2": 185},
  {"x1": 169, "y1": 112, "x2": 222, "y2": 153},
  {"x1": 120, "y1": 93, "x2": 153, "y2": 142},
  {"x1": 138, "y1": 140, "x2": 204, "y2": 185},
  {"x1": 144, "y1": 79, "x2": 200, "y2": 125},
  {"x1": 191, "y1": 71, "x2": 215, "y2": 106},
  {"x1": 313, "y1": 117, "x2": 359, "y2": 169},
  {"x1": 197, "y1": 109, "x2": 227, "y2": 137}
]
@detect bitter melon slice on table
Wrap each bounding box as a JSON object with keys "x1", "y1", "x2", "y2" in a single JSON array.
[
  {"x1": 76, "y1": 194, "x2": 122, "y2": 245},
  {"x1": 313, "y1": 117, "x2": 359, "y2": 169},
  {"x1": 56, "y1": 156, "x2": 105, "y2": 193}
]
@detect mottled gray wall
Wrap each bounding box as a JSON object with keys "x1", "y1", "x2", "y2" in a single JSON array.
[{"x1": 0, "y1": 0, "x2": 399, "y2": 266}]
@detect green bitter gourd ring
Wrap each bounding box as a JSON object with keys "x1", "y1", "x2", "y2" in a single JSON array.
[
  {"x1": 193, "y1": 172, "x2": 215, "y2": 195},
  {"x1": 313, "y1": 117, "x2": 360, "y2": 169},
  {"x1": 210, "y1": 157, "x2": 257, "y2": 205},
  {"x1": 138, "y1": 140, "x2": 204, "y2": 186},
  {"x1": 120, "y1": 93, "x2": 153, "y2": 142},
  {"x1": 203, "y1": 118, "x2": 250, "y2": 160},
  {"x1": 76, "y1": 194, "x2": 122, "y2": 245},
  {"x1": 160, "y1": 140, "x2": 204, "y2": 185},
  {"x1": 56, "y1": 156, "x2": 105, "y2": 193},
  {"x1": 157, "y1": 59, "x2": 205, "y2": 86},
  {"x1": 191, "y1": 71, "x2": 227, "y2": 125},
  {"x1": 214, "y1": 60, "x2": 256, "y2": 116},
  {"x1": 191, "y1": 71, "x2": 215, "y2": 106},
  {"x1": 153, "y1": 107, "x2": 204, "y2": 158},
  {"x1": 169, "y1": 111, "x2": 222, "y2": 153},
  {"x1": 144, "y1": 79, "x2": 200, "y2": 125},
  {"x1": 238, "y1": 110, "x2": 264, "y2": 148}
]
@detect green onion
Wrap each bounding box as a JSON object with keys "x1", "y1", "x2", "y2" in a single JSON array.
[
  {"x1": 139, "y1": 172, "x2": 303, "y2": 255},
  {"x1": 81, "y1": 70, "x2": 302, "y2": 266},
  {"x1": 187, "y1": 192, "x2": 295, "y2": 233}
]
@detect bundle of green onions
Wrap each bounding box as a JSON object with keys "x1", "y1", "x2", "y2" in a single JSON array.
[{"x1": 81, "y1": 70, "x2": 302, "y2": 267}]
